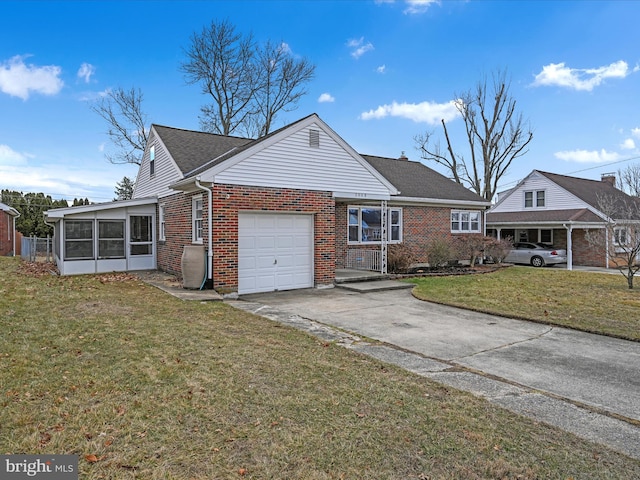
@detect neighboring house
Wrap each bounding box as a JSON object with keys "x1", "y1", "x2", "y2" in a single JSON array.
[
  {"x1": 487, "y1": 169, "x2": 640, "y2": 268},
  {"x1": 0, "y1": 202, "x2": 20, "y2": 256},
  {"x1": 45, "y1": 114, "x2": 490, "y2": 294}
]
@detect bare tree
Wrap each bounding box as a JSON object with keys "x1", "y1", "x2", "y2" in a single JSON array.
[
  {"x1": 181, "y1": 20, "x2": 315, "y2": 138},
  {"x1": 415, "y1": 71, "x2": 533, "y2": 201},
  {"x1": 585, "y1": 193, "x2": 640, "y2": 289},
  {"x1": 617, "y1": 164, "x2": 640, "y2": 197},
  {"x1": 182, "y1": 20, "x2": 257, "y2": 136},
  {"x1": 254, "y1": 41, "x2": 315, "y2": 137},
  {"x1": 91, "y1": 87, "x2": 148, "y2": 165}
]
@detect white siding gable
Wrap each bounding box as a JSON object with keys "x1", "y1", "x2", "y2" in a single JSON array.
[
  {"x1": 133, "y1": 128, "x2": 183, "y2": 199},
  {"x1": 491, "y1": 171, "x2": 591, "y2": 213},
  {"x1": 202, "y1": 120, "x2": 395, "y2": 198}
]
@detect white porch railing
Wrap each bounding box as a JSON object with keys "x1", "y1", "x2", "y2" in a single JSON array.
[{"x1": 345, "y1": 249, "x2": 381, "y2": 271}]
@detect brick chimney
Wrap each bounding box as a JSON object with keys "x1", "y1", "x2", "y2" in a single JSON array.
[
  {"x1": 398, "y1": 151, "x2": 408, "y2": 161},
  {"x1": 601, "y1": 172, "x2": 616, "y2": 187}
]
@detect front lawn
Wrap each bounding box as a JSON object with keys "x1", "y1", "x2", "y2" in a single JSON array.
[
  {"x1": 408, "y1": 266, "x2": 640, "y2": 341},
  {"x1": 2, "y1": 257, "x2": 639, "y2": 478}
]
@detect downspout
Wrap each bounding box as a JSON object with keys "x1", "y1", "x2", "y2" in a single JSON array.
[
  {"x1": 563, "y1": 223, "x2": 573, "y2": 271},
  {"x1": 195, "y1": 177, "x2": 213, "y2": 288}
]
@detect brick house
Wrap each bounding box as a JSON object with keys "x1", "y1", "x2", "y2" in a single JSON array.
[
  {"x1": 487, "y1": 170, "x2": 640, "y2": 268},
  {"x1": 45, "y1": 114, "x2": 489, "y2": 293},
  {"x1": 0, "y1": 202, "x2": 20, "y2": 257}
]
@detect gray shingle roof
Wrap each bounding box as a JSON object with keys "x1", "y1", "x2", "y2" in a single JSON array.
[
  {"x1": 488, "y1": 208, "x2": 602, "y2": 224},
  {"x1": 537, "y1": 171, "x2": 640, "y2": 220},
  {"x1": 152, "y1": 125, "x2": 252, "y2": 176},
  {"x1": 152, "y1": 120, "x2": 488, "y2": 205},
  {"x1": 360, "y1": 155, "x2": 488, "y2": 203}
]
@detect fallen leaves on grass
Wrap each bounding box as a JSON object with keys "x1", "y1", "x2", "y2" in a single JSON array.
[
  {"x1": 84, "y1": 454, "x2": 103, "y2": 463},
  {"x1": 17, "y1": 261, "x2": 58, "y2": 277},
  {"x1": 97, "y1": 272, "x2": 138, "y2": 283}
]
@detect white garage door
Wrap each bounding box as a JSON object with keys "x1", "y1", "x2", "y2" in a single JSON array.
[{"x1": 238, "y1": 213, "x2": 314, "y2": 294}]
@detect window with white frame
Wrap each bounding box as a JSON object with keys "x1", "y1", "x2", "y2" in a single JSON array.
[
  {"x1": 149, "y1": 145, "x2": 155, "y2": 177},
  {"x1": 451, "y1": 210, "x2": 481, "y2": 233},
  {"x1": 524, "y1": 190, "x2": 545, "y2": 208},
  {"x1": 192, "y1": 195, "x2": 203, "y2": 244},
  {"x1": 348, "y1": 206, "x2": 402, "y2": 244},
  {"x1": 159, "y1": 204, "x2": 166, "y2": 241},
  {"x1": 614, "y1": 227, "x2": 628, "y2": 246}
]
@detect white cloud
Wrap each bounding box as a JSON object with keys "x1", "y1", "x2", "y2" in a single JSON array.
[
  {"x1": 0, "y1": 144, "x2": 28, "y2": 165},
  {"x1": 0, "y1": 160, "x2": 138, "y2": 202},
  {"x1": 77, "y1": 62, "x2": 96, "y2": 83},
  {"x1": 403, "y1": 0, "x2": 439, "y2": 14},
  {"x1": 0, "y1": 55, "x2": 64, "y2": 100},
  {"x1": 347, "y1": 37, "x2": 374, "y2": 59},
  {"x1": 554, "y1": 149, "x2": 622, "y2": 163},
  {"x1": 532, "y1": 60, "x2": 631, "y2": 91},
  {"x1": 360, "y1": 99, "x2": 461, "y2": 124},
  {"x1": 631, "y1": 128, "x2": 640, "y2": 139},
  {"x1": 376, "y1": 65, "x2": 386, "y2": 74},
  {"x1": 621, "y1": 138, "x2": 636, "y2": 150},
  {"x1": 318, "y1": 93, "x2": 335, "y2": 103}
]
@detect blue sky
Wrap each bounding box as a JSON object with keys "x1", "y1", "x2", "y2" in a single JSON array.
[{"x1": 2, "y1": 0, "x2": 640, "y2": 202}]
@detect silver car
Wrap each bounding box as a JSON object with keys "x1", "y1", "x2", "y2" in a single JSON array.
[{"x1": 504, "y1": 242, "x2": 567, "y2": 267}]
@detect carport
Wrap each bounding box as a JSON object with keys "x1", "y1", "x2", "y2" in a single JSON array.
[{"x1": 486, "y1": 209, "x2": 606, "y2": 269}]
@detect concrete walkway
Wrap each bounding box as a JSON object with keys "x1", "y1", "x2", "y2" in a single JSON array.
[{"x1": 229, "y1": 286, "x2": 640, "y2": 460}]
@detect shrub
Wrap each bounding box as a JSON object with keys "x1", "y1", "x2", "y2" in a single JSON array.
[
  {"x1": 484, "y1": 237, "x2": 513, "y2": 264},
  {"x1": 454, "y1": 235, "x2": 488, "y2": 267},
  {"x1": 426, "y1": 238, "x2": 454, "y2": 268},
  {"x1": 387, "y1": 244, "x2": 416, "y2": 273}
]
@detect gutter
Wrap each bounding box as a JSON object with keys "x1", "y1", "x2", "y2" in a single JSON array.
[{"x1": 194, "y1": 177, "x2": 213, "y2": 287}]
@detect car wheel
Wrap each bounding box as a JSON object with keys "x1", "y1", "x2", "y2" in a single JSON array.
[{"x1": 531, "y1": 255, "x2": 544, "y2": 267}]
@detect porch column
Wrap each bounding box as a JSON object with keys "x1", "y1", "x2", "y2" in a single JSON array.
[
  {"x1": 380, "y1": 200, "x2": 387, "y2": 274},
  {"x1": 564, "y1": 224, "x2": 573, "y2": 270}
]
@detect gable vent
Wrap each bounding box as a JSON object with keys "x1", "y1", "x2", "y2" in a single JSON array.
[{"x1": 309, "y1": 129, "x2": 320, "y2": 148}]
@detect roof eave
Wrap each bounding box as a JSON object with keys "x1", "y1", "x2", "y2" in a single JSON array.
[{"x1": 390, "y1": 196, "x2": 491, "y2": 208}]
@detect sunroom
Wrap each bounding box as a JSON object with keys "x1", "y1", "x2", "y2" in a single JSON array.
[{"x1": 44, "y1": 197, "x2": 157, "y2": 275}]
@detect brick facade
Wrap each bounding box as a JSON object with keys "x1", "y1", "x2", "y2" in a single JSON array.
[
  {"x1": 336, "y1": 203, "x2": 480, "y2": 267},
  {"x1": 158, "y1": 184, "x2": 335, "y2": 293},
  {"x1": 0, "y1": 211, "x2": 16, "y2": 256},
  {"x1": 570, "y1": 229, "x2": 606, "y2": 267}
]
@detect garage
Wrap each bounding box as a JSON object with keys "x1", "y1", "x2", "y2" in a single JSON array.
[{"x1": 238, "y1": 213, "x2": 314, "y2": 294}]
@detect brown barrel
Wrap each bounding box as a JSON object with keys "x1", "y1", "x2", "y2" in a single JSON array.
[{"x1": 181, "y1": 245, "x2": 206, "y2": 289}]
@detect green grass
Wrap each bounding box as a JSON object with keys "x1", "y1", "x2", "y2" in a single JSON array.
[
  {"x1": 2, "y1": 257, "x2": 640, "y2": 479},
  {"x1": 408, "y1": 266, "x2": 640, "y2": 341}
]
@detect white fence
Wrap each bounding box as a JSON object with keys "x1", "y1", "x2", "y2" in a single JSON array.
[{"x1": 345, "y1": 249, "x2": 381, "y2": 271}]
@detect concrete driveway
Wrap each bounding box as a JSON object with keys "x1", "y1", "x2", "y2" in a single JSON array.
[{"x1": 230, "y1": 285, "x2": 640, "y2": 459}]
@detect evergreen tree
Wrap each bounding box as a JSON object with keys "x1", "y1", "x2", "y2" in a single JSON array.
[{"x1": 1, "y1": 190, "x2": 68, "y2": 237}]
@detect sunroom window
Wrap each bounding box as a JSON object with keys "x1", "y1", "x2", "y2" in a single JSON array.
[
  {"x1": 130, "y1": 215, "x2": 153, "y2": 255},
  {"x1": 348, "y1": 207, "x2": 402, "y2": 243},
  {"x1": 64, "y1": 220, "x2": 94, "y2": 259},
  {"x1": 98, "y1": 220, "x2": 125, "y2": 259}
]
